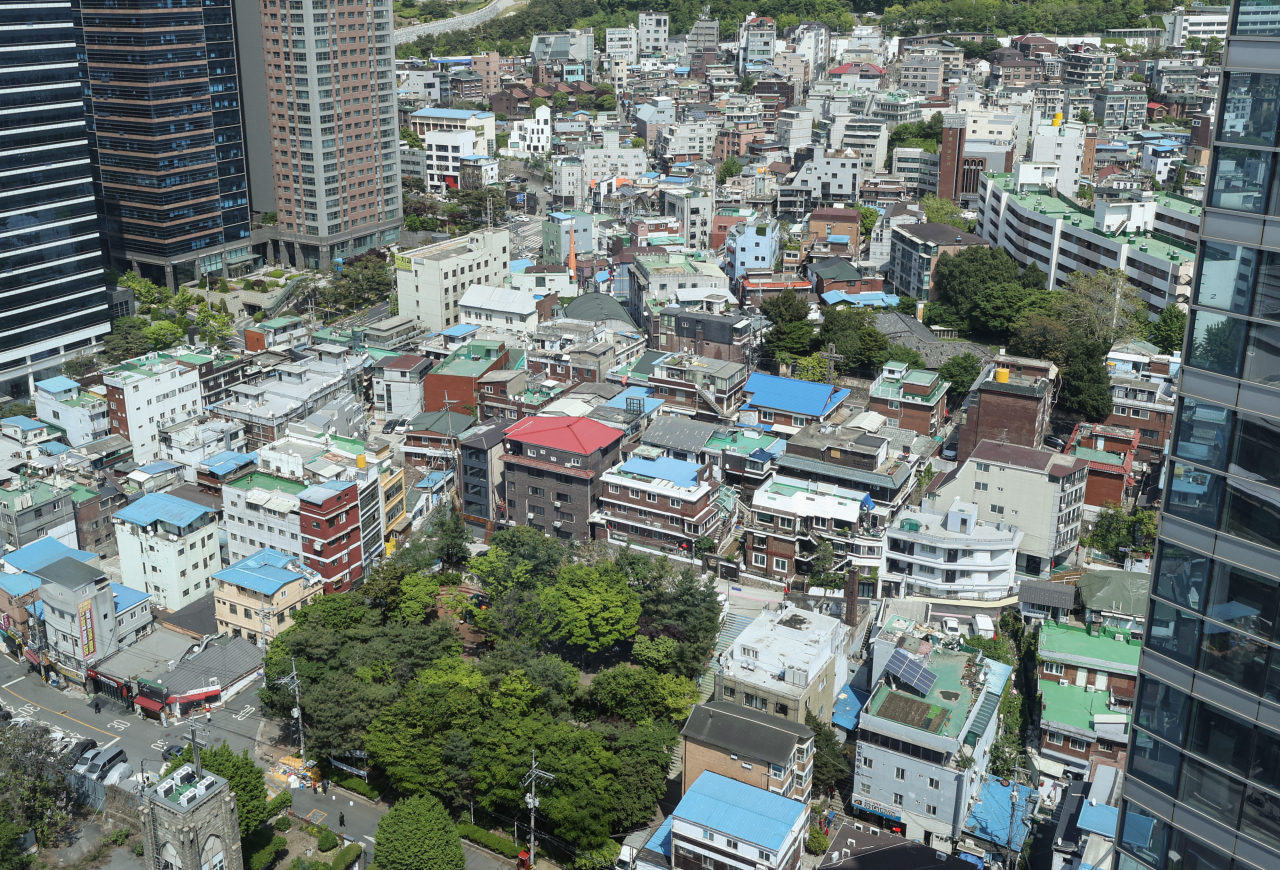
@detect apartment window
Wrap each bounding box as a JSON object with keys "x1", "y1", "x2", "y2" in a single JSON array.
[
  {"x1": 773, "y1": 558, "x2": 787, "y2": 571},
  {"x1": 1046, "y1": 731, "x2": 1063, "y2": 746},
  {"x1": 757, "y1": 852, "x2": 772, "y2": 862},
  {"x1": 926, "y1": 805, "x2": 938, "y2": 816},
  {"x1": 752, "y1": 553, "x2": 766, "y2": 567},
  {"x1": 862, "y1": 757, "x2": 873, "y2": 769},
  {"x1": 529, "y1": 486, "x2": 544, "y2": 496},
  {"x1": 770, "y1": 763, "x2": 785, "y2": 778},
  {"x1": 928, "y1": 777, "x2": 940, "y2": 789},
  {"x1": 860, "y1": 783, "x2": 871, "y2": 796},
  {"x1": 1069, "y1": 738, "x2": 1088, "y2": 752},
  {"x1": 975, "y1": 482, "x2": 988, "y2": 491},
  {"x1": 895, "y1": 767, "x2": 905, "y2": 781},
  {"x1": 892, "y1": 793, "x2": 903, "y2": 806},
  {"x1": 741, "y1": 646, "x2": 759, "y2": 659},
  {"x1": 723, "y1": 686, "x2": 735, "y2": 699},
  {"x1": 701, "y1": 830, "x2": 713, "y2": 842},
  {"x1": 1044, "y1": 662, "x2": 1064, "y2": 676},
  {"x1": 669, "y1": 498, "x2": 682, "y2": 508},
  {"x1": 609, "y1": 484, "x2": 619, "y2": 493},
  {"x1": 724, "y1": 840, "x2": 739, "y2": 851},
  {"x1": 646, "y1": 492, "x2": 657, "y2": 503},
  {"x1": 744, "y1": 693, "x2": 767, "y2": 710}
]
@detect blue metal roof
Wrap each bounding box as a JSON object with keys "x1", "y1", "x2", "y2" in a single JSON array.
[
  {"x1": 0, "y1": 572, "x2": 42, "y2": 598},
  {"x1": 35, "y1": 376, "x2": 81, "y2": 393},
  {"x1": 619, "y1": 455, "x2": 700, "y2": 489},
  {"x1": 1077, "y1": 802, "x2": 1119, "y2": 838},
  {"x1": 826, "y1": 234, "x2": 851, "y2": 244},
  {"x1": 114, "y1": 492, "x2": 212, "y2": 529},
  {"x1": 965, "y1": 778, "x2": 1034, "y2": 849},
  {"x1": 605, "y1": 386, "x2": 662, "y2": 414},
  {"x1": 2, "y1": 415, "x2": 43, "y2": 431},
  {"x1": 215, "y1": 548, "x2": 309, "y2": 597},
  {"x1": 510, "y1": 258, "x2": 535, "y2": 273},
  {"x1": 40, "y1": 442, "x2": 72, "y2": 455},
  {"x1": 111, "y1": 583, "x2": 151, "y2": 613},
  {"x1": 550, "y1": 211, "x2": 573, "y2": 220},
  {"x1": 202, "y1": 450, "x2": 258, "y2": 477},
  {"x1": 442, "y1": 324, "x2": 479, "y2": 337},
  {"x1": 644, "y1": 818, "x2": 672, "y2": 857},
  {"x1": 3, "y1": 537, "x2": 96, "y2": 574},
  {"x1": 831, "y1": 684, "x2": 870, "y2": 731},
  {"x1": 298, "y1": 478, "x2": 355, "y2": 505},
  {"x1": 137, "y1": 460, "x2": 182, "y2": 474},
  {"x1": 676, "y1": 772, "x2": 806, "y2": 852},
  {"x1": 416, "y1": 470, "x2": 451, "y2": 488},
  {"x1": 743, "y1": 373, "x2": 850, "y2": 418},
  {"x1": 820, "y1": 290, "x2": 901, "y2": 308}
]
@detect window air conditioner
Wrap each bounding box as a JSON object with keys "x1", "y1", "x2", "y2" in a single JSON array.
[{"x1": 1059, "y1": 679, "x2": 1069, "y2": 686}]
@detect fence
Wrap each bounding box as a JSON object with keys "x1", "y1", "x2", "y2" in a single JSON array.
[{"x1": 65, "y1": 771, "x2": 143, "y2": 826}]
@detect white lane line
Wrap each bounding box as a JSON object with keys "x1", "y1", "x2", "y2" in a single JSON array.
[
  {"x1": 100, "y1": 736, "x2": 121, "y2": 751},
  {"x1": 363, "y1": 836, "x2": 376, "y2": 843},
  {"x1": 2, "y1": 677, "x2": 25, "y2": 688}
]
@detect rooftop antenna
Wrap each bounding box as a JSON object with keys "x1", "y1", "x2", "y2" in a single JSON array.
[{"x1": 183, "y1": 721, "x2": 208, "y2": 778}]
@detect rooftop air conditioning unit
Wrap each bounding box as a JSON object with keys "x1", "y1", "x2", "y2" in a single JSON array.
[
  {"x1": 527, "y1": 513, "x2": 535, "y2": 519},
  {"x1": 1059, "y1": 678, "x2": 1069, "y2": 687}
]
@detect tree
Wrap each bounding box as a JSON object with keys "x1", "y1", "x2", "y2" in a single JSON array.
[
  {"x1": 859, "y1": 206, "x2": 879, "y2": 241},
  {"x1": 401, "y1": 126, "x2": 424, "y2": 150},
  {"x1": 586, "y1": 665, "x2": 697, "y2": 723},
  {"x1": 403, "y1": 176, "x2": 426, "y2": 194},
  {"x1": 376, "y1": 795, "x2": 464, "y2": 870},
  {"x1": 766, "y1": 320, "x2": 816, "y2": 357},
  {"x1": 1061, "y1": 268, "x2": 1147, "y2": 344},
  {"x1": 932, "y1": 356, "x2": 980, "y2": 399},
  {"x1": 543, "y1": 564, "x2": 640, "y2": 654},
  {"x1": 144, "y1": 320, "x2": 186, "y2": 350},
  {"x1": 163, "y1": 742, "x2": 269, "y2": 841},
  {"x1": 0, "y1": 724, "x2": 74, "y2": 847},
  {"x1": 629, "y1": 137, "x2": 646, "y2": 149},
  {"x1": 760, "y1": 286, "x2": 809, "y2": 326},
  {"x1": 530, "y1": 97, "x2": 548, "y2": 111},
  {"x1": 1058, "y1": 338, "x2": 1114, "y2": 420},
  {"x1": 103, "y1": 316, "x2": 152, "y2": 363},
  {"x1": 60, "y1": 353, "x2": 103, "y2": 379},
  {"x1": 0, "y1": 819, "x2": 27, "y2": 870},
  {"x1": 551, "y1": 91, "x2": 569, "y2": 111},
  {"x1": 920, "y1": 194, "x2": 971, "y2": 232},
  {"x1": 596, "y1": 93, "x2": 617, "y2": 112},
  {"x1": 738, "y1": 74, "x2": 755, "y2": 93},
  {"x1": 487, "y1": 525, "x2": 565, "y2": 578},
  {"x1": 805, "y1": 708, "x2": 848, "y2": 795},
  {"x1": 429, "y1": 505, "x2": 471, "y2": 569},
  {"x1": 851, "y1": 326, "x2": 889, "y2": 370},
  {"x1": 807, "y1": 540, "x2": 841, "y2": 589},
  {"x1": 394, "y1": 572, "x2": 441, "y2": 624},
  {"x1": 196, "y1": 304, "x2": 234, "y2": 344},
  {"x1": 1020, "y1": 262, "x2": 1047, "y2": 291},
  {"x1": 788, "y1": 353, "x2": 828, "y2": 382},
  {"x1": 886, "y1": 344, "x2": 926, "y2": 369},
  {"x1": 717, "y1": 155, "x2": 743, "y2": 184},
  {"x1": 1085, "y1": 502, "x2": 1140, "y2": 562},
  {"x1": 1184, "y1": 35, "x2": 1203, "y2": 53},
  {"x1": 933, "y1": 246, "x2": 1021, "y2": 330},
  {"x1": 805, "y1": 827, "x2": 830, "y2": 855},
  {"x1": 1009, "y1": 313, "x2": 1072, "y2": 366},
  {"x1": 1078, "y1": 108, "x2": 1094, "y2": 124},
  {"x1": 1149, "y1": 304, "x2": 1186, "y2": 354}
]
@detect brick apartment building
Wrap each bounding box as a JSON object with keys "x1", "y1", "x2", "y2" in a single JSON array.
[
  {"x1": 403, "y1": 409, "x2": 475, "y2": 471},
  {"x1": 298, "y1": 479, "x2": 364, "y2": 593},
  {"x1": 502, "y1": 416, "x2": 624, "y2": 541},
  {"x1": 421, "y1": 339, "x2": 513, "y2": 415},
  {"x1": 681, "y1": 701, "x2": 815, "y2": 803},
  {"x1": 1038, "y1": 622, "x2": 1141, "y2": 709},
  {"x1": 1038, "y1": 677, "x2": 1132, "y2": 774},
  {"x1": 804, "y1": 207, "x2": 863, "y2": 249},
  {"x1": 651, "y1": 307, "x2": 754, "y2": 363},
  {"x1": 1066, "y1": 422, "x2": 1139, "y2": 508},
  {"x1": 955, "y1": 354, "x2": 1058, "y2": 463},
  {"x1": 866, "y1": 361, "x2": 950, "y2": 437},
  {"x1": 647, "y1": 353, "x2": 748, "y2": 420},
  {"x1": 592, "y1": 454, "x2": 727, "y2": 551}
]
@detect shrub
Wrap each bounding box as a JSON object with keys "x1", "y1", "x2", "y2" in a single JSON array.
[
  {"x1": 270, "y1": 269, "x2": 286, "y2": 278},
  {"x1": 109, "y1": 828, "x2": 131, "y2": 846},
  {"x1": 456, "y1": 824, "x2": 522, "y2": 859},
  {"x1": 275, "y1": 817, "x2": 292, "y2": 832},
  {"x1": 317, "y1": 830, "x2": 339, "y2": 852},
  {"x1": 248, "y1": 836, "x2": 287, "y2": 870},
  {"x1": 267, "y1": 790, "x2": 292, "y2": 816},
  {"x1": 330, "y1": 843, "x2": 362, "y2": 870},
  {"x1": 318, "y1": 762, "x2": 382, "y2": 801},
  {"x1": 197, "y1": 278, "x2": 207, "y2": 289},
  {"x1": 254, "y1": 311, "x2": 266, "y2": 323},
  {"x1": 804, "y1": 827, "x2": 829, "y2": 855},
  {"x1": 253, "y1": 279, "x2": 266, "y2": 289},
  {"x1": 133, "y1": 845, "x2": 145, "y2": 857}
]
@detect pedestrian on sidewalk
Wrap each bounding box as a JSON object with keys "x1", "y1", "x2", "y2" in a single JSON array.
[
  {"x1": 205, "y1": 706, "x2": 211, "y2": 724},
  {"x1": 338, "y1": 813, "x2": 345, "y2": 828},
  {"x1": 94, "y1": 701, "x2": 100, "y2": 715}
]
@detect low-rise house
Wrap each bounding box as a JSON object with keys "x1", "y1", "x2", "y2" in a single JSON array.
[
  {"x1": 681, "y1": 701, "x2": 815, "y2": 803},
  {"x1": 0, "y1": 538, "x2": 99, "y2": 658},
  {"x1": 212, "y1": 550, "x2": 322, "y2": 644},
  {"x1": 1017, "y1": 578, "x2": 1077, "y2": 624},
  {"x1": 638, "y1": 416, "x2": 786, "y2": 498},
  {"x1": 114, "y1": 492, "x2": 220, "y2": 610},
  {"x1": 2, "y1": 415, "x2": 56, "y2": 448},
  {"x1": 1037, "y1": 679, "x2": 1130, "y2": 775},
  {"x1": 592, "y1": 454, "x2": 728, "y2": 552},
  {"x1": 883, "y1": 498, "x2": 1024, "y2": 600},
  {"x1": 373, "y1": 354, "x2": 432, "y2": 419},
  {"x1": 459, "y1": 420, "x2": 513, "y2": 539},
  {"x1": 403, "y1": 409, "x2": 475, "y2": 472},
  {"x1": 741, "y1": 373, "x2": 850, "y2": 436},
  {"x1": 955, "y1": 355, "x2": 1058, "y2": 464},
  {"x1": 0, "y1": 480, "x2": 77, "y2": 550},
  {"x1": 714, "y1": 602, "x2": 850, "y2": 722},
  {"x1": 850, "y1": 633, "x2": 1014, "y2": 845},
  {"x1": 1038, "y1": 622, "x2": 1141, "y2": 711},
  {"x1": 1076, "y1": 568, "x2": 1150, "y2": 636},
  {"x1": 866, "y1": 362, "x2": 948, "y2": 437},
  {"x1": 459, "y1": 285, "x2": 555, "y2": 334},
  {"x1": 1065, "y1": 422, "x2": 1139, "y2": 508},
  {"x1": 161, "y1": 418, "x2": 248, "y2": 480},
  {"x1": 644, "y1": 353, "x2": 749, "y2": 421},
  {"x1": 244, "y1": 316, "x2": 309, "y2": 352},
  {"x1": 34, "y1": 377, "x2": 111, "y2": 446},
  {"x1": 667, "y1": 772, "x2": 809, "y2": 870}
]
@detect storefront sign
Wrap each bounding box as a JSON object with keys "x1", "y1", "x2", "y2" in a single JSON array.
[
  {"x1": 851, "y1": 798, "x2": 901, "y2": 823},
  {"x1": 77, "y1": 600, "x2": 96, "y2": 658},
  {"x1": 327, "y1": 756, "x2": 369, "y2": 780},
  {"x1": 394, "y1": 254, "x2": 412, "y2": 271}
]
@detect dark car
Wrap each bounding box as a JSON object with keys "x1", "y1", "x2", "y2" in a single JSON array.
[
  {"x1": 941, "y1": 443, "x2": 958, "y2": 461},
  {"x1": 381, "y1": 418, "x2": 398, "y2": 434},
  {"x1": 1044, "y1": 434, "x2": 1066, "y2": 450},
  {"x1": 161, "y1": 745, "x2": 184, "y2": 762},
  {"x1": 64, "y1": 738, "x2": 97, "y2": 762}
]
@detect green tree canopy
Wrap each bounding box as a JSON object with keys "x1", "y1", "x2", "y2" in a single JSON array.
[
  {"x1": 1058, "y1": 338, "x2": 1114, "y2": 420},
  {"x1": 543, "y1": 563, "x2": 641, "y2": 654},
  {"x1": 761, "y1": 286, "x2": 809, "y2": 326},
  {"x1": 766, "y1": 320, "x2": 817, "y2": 358},
  {"x1": 163, "y1": 742, "x2": 269, "y2": 841},
  {"x1": 376, "y1": 795, "x2": 464, "y2": 870},
  {"x1": 717, "y1": 155, "x2": 743, "y2": 184},
  {"x1": 805, "y1": 708, "x2": 849, "y2": 796},
  {"x1": 429, "y1": 505, "x2": 471, "y2": 569},
  {"x1": 1148, "y1": 304, "x2": 1186, "y2": 355},
  {"x1": 920, "y1": 195, "x2": 972, "y2": 232},
  {"x1": 585, "y1": 665, "x2": 698, "y2": 723},
  {"x1": 1060, "y1": 268, "x2": 1148, "y2": 344},
  {"x1": 935, "y1": 352, "x2": 981, "y2": 395}
]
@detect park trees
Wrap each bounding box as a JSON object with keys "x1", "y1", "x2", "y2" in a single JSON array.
[
  {"x1": 937, "y1": 352, "x2": 983, "y2": 395},
  {"x1": 1057, "y1": 338, "x2": 1114, "y2": 420},
  {"x1": 376, "y1": 795, "x2": 464, "y2": 870}
]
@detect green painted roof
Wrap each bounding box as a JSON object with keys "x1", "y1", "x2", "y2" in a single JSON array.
[
  {"x1": 0, "y1": 482, "x2": 63, "y2": 511},
  {"x1": 227, "y1": 473, "x2": 307, "y2": 495},
  {"x1": 1038, "y1": 679, "x2": 1130, "y2": 732},
  {"x1": 1038, "y1": 623, "x2": 1141, "y2": 672},
  {"x1": 259, "y1": 316, "x2": 302, "y2": 330},
  {"x1": 867, "y1": 648, "x2": 973, "y2": 739}
]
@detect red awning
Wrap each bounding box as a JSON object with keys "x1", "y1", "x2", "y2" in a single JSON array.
[
  {"x1": 175, "y1": 688, "x2": 221, "y2": 703},
  {"x1": 24, "y1": 649, "x2": 39, "y2": 666},
  {"x1": 135, "y1": 695, "x2": 165, "y2": 713}
]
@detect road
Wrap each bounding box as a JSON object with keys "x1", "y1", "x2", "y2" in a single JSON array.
[{"x1": 394, "y1": 0, "x2": 515, "y2": 44}]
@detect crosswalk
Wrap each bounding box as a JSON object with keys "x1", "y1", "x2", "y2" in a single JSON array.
[{"x1": 511, "y1": 221, "x2": 542, "y2": 262}]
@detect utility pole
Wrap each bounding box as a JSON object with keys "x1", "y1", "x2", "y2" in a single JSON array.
[
  {"x1": 818, "y1": 342, "x2": 844, "y2": 385},
  {"x1": 1002, "y1": 766, "x2": 1030, "y2": 870},
  {"x1": 275, "y1": 657, "x2": 306, "y2": 766},
  {"x1": 522, "y1": 750, "x2": 555, "y2": 868}
]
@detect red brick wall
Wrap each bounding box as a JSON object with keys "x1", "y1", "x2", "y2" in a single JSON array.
[
  {"x1": 244, "y1": 329, "x2": 267, "y2": 352},
  {"x1": 105, "y1": 384, "x2": 129, "y2": 440},
  {"x1": 867, "y1": 397, "x2": 939, "y2": 436},
  {"x1": 957, "y1": 389, "x2": 1049, "y2": 462},
  {"x1": 1083, "y1": 469, "x2": 1127, "y2": 508}
]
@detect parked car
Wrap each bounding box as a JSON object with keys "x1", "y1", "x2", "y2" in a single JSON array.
[
  {"x1": 393, "y1": 419, "x2": 408, "y2": 434},
  {"x1": 942, "y1": 617, "x2": 962, "y2": 638},
  {"x1": 381, "y1": 418, "x2": 398, "y2": 434},
  {"x1": 1044, "y1": 434, "x2": 1066, "y2": 450},
  {"x1": 103, "y1": 763, "x2": 134, "y2": 787},
  {"x1": 65, "y1": 738, "x2": 97, "y2": 763},
  {"x1": 940, "y1": 443, "x2": 958, "y2": 461},
  {"x1": 161, "y1": 745, "x2": 183, "y2": 762},
  {"x1": 86, "y1": 747, "x2": 127, "y2": 782},
  {"x1": 73, "y1": 748, "x2": 102, "y2": 775}
]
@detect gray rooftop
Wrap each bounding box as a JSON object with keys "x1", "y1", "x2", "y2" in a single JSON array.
[
  {"x1": 640, "y1": 415, "x2": 719, "y2": 450},
  {"x1": 682, "y1": 701, "x2": 813, "y2": 766},
  {"x1": 1018, "y1": 578, "x2": 1077, "y2": 610}
]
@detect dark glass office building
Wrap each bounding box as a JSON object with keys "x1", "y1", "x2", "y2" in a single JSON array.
[
  {"x1": 1118, "y1": 2, "x2": 1280, "y2": 870},
  {"x1": 0, "y1": 0, "x2": 110, "y2": 401},
  {"x1": 80, "y1": 0, "x2": 254, "y2": 286}
]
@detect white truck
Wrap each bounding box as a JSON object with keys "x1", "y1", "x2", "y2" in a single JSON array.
[{"x1": 972, "y1": 614, "x2": 996, "y2": 639}]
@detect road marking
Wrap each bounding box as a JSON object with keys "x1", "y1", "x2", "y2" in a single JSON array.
[
  {"x1": 2, "y1": 677, "x2": 25, "y2": 688},
  {"x1": 100, "y1": 736, "x2": 121, "y2": 751},
  {"x1": 0, "y1": 687, "x2": 116, "y2": 738},
  {"x1": 363, "y1": 836, "x2": 376, "y2": 844}
]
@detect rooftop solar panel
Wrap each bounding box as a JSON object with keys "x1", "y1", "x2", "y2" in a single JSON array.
[{"x1": 884, "y1": 647, "x2": 938, "y2": 696}]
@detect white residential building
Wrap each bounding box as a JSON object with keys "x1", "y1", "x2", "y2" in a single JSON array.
[
  {"x1": 577, "y1": 132, "x2": 650, "y2": 193},
  {"x1": 1029, "y1": 119, "x2": 1094, "y2": 197},
  {"x1": 508, "y1": 105, "x2": 552, "y2": 156},
  {"x1": 1163, "y1": 5, "x2": 1231, "y2": 46},
  {"x1": 411, "y1": 128, "x2": 482, "y2": 194},
  {"x1": 409, "y1": 107, "x2": 497, "y2": 158},
  {"x1": 114, "y1": 492, "x2": 220, "y2": 609},
  {"x1": 778, "y1": 148, "x2": 862, "y2": 215},
  {"x1": 512, "y1": 266, "x2": 574, "y2": 298},
  {"x1": 926, "y1": 441, "x2": 1089, "y2": 578},
  {"x1": 222, "y1": 472, "x2": 304, "y2": 566},
  {"x1": 891, "y1": 148, "x2": 939, "y2": 195},
  {"x1": 459, "y1": 285, "x2": 543, "y2": 333},
  {"x1": 828, "y1": 115, "x2": 888, "y2": 178},
  {"x1": 638, "y1": 11, "x2": 669, "y2": 55},
  {"x1": 160, "y1": 417, "x2": 248, "y2": 481},
  {"x1": 788, "y1": 23, "x2": 831, "y2": 77},
  {"x1": 103, "y1": 351, "x2": 204, "y2": 465},
  {"x1": 395, "y1": 229, "x2": 511, "y2": 332},
  {"x1": 883, "y1": 497, "x2": 1024, "y2": 600},
  {"x1": 976, "y1": 168, "x2": 1198, "y2": 317},
  {"x1": 33, "y1": 376, "x2": 110, "y2": 447},
  {"x1": 655, "y1": 120, "x2": 719, "y2": 162},
  {"x1": 737, "y1": 14, "x2": 777, "y2": 74},
  {"x1": 777, "y1": 106, "x2": 816, "y2": 158},
  {"x1": 606, "y1": 26, "x2": 638, "y2": 63}
]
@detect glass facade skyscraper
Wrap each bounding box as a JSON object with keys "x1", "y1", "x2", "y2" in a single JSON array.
[
  {"x1": 79, "y1": 0, "x2": 253, "y2": 286},
  {"x1": 1118, "y1": 3, "x2": 1280, "y2": 870},
  {"x1": 0, "y1": 0, "x2": 110, "y2": 401}
]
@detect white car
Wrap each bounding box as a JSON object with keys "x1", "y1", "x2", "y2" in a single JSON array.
[{"x1": 942, "y1": 617, "x2": 962, "y2": 638}]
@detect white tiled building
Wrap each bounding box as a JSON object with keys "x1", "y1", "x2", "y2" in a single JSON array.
[
  {"x1": 395, "y1": 229, "x2": 511, "y2": 332},
  {"x1": 114, "y1": 492, "x2": 220, "y2": 609},
  {"x1": 638, "y1": 11, "x2": 669, "y2": 55},
  {"x1": 104, "y1": 352, "x2": 203, "y2": 464},
  {"x1": 459, "y1": 285, "x2": 542, "y2": 333},
  {"x1": 508, "y1": 105, "x2": 552, "y2": 156},
  {"x1": 882, "y1": 497, "x2": 1024, "y2": 600}
]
